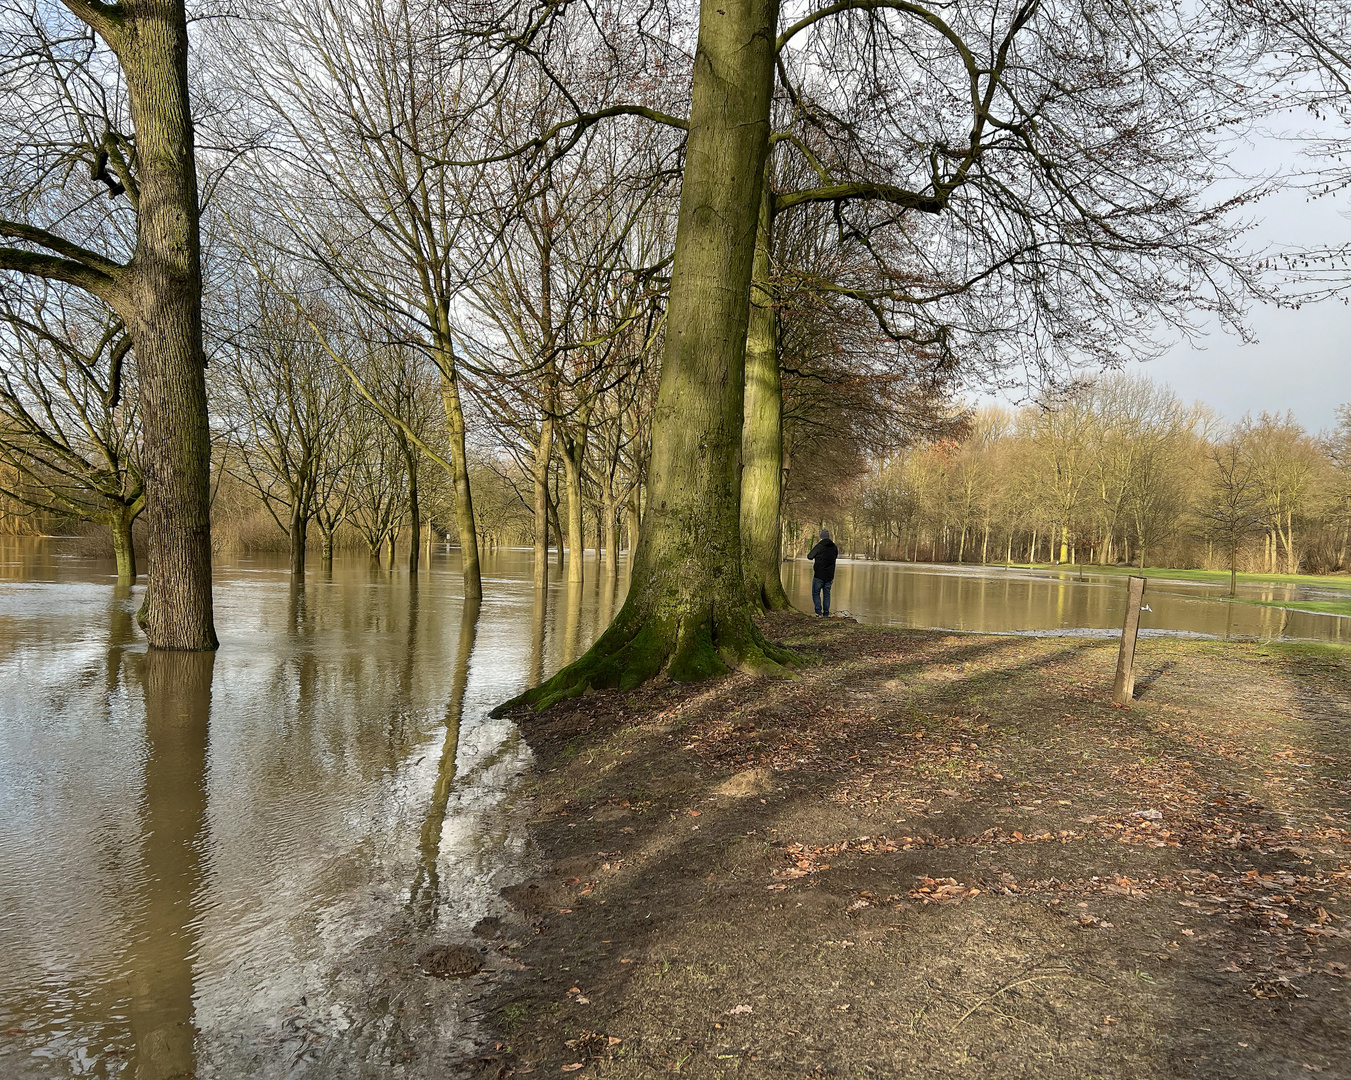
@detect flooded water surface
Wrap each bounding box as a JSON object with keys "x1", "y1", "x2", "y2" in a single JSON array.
[
  {"x1": 1, "y1": 541, "x2": 1346, "y2": 1079},
  {"x1": 0, "y1": 542, "x2": 619, "y2": 1080},
  {"x1": 784, "y1": 557, "x2": 1349, "y2": 642}
]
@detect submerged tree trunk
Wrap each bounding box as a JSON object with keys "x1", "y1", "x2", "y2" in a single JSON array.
[
  {"x1": 407, "y1": 451, "x2": 420, "y2": 574},
  {"x1": 533, "y1": 416, "x2": 554, "y2": 589},
  {"x1": 119, "y1": 0, "x2": 216, "y2": 649},
  {"x1": 438, "y1": 366, "x2": 481, "y2": 599},
  {"x1": 560, "y1": 438, "x2": 586, "y2": 585},
  {"x1": 111, "y1": 505, "x2": 139, "y2": 584},
  {"x1": 740, "y1": 176, "x2": 792, "y2": 611},
  {"x1": 497, "y1": 0, "x2": 790, "y2": 711},
  {"x1": 289, "y1": 502, "x2": 307, "y2": 576}
]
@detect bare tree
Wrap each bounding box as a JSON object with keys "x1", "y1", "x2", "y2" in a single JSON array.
[
  {"x1": 1196, "y1": 440, "x2": 1266, "y2": 594},
  {"x1": 0, "y1": 282, "x2": 143, "y2": 579},
  {"x1": 214, "y1": 284, "x2": 353, "y2": 575},
  {"x1": 1, "y1": 0, "x2": 217, "y2": 648}
]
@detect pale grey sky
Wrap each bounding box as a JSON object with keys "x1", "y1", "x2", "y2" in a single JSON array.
[{"x1": 985, "y1": 125, "x2": 1351, "y2": 435}]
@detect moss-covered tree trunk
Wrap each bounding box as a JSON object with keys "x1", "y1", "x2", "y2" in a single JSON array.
[
  {"x1": 497, "y1": 0, "x2": 791, "y2": 713},
  {"x1": 288, "y1": 501, "x2": 307, "y2": 576},
  {"x1": 119, "y1": 0, "x2": 217, "y2": 649},
  {"x1": 740, "y1": 176, "x2": 792, "y2": 610},
  {"x1": 111, "y1": 504, "x2": 139, "y2": 584}
]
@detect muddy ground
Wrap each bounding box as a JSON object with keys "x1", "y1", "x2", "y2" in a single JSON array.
[{"x1": 464, "y1": 615, "x2": 1351, "y2": 1079}]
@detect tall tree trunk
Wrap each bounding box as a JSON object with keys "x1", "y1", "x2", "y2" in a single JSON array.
[
  {"x1": 740, "y1": 175, "x2": 792, "y2": 610},
  {"x1": 560, "y1": 431, "x2": 588, "y2": 585},
  {"x1": 289, "y1": 501, "x2": 306, "y2": 576},
  {"x1": 603, "y1": 479, "x2": 619, "y2": 585},
  {"x1": 111, "y1": 506, "x2": 138, "y2": 584},
  {"x1": 533, "y1": 417, "x2": 554, "y2": 589},
  {"x1": 497, "y1": 0, "x2": 790, "y2": 711},
  {"x1": 319, "y1": 525, "x2": 334, "y2": 570},
  {"x1": 626, "y1": 492, "x2": 641, "y2": 562},
  {"x1": 116, "y1": 1, "x2": 216, "y2": 650},
  {"x1": 549, "y1": 471, "x2": 565, "y2": 573},
  {"x1": 438, "y1": 366, "x2": 481, "y2": 599},
  {"x1": 407, "y1": 453, "x2": 420, "y2": 574}
]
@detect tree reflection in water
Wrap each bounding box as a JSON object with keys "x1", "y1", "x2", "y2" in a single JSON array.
[
  {"x1": 408, "y1": 599, "x2": 480, "y2": 921},
  {"x1": 124, "y1": 649, "x2": 213, "y2": 1080}
]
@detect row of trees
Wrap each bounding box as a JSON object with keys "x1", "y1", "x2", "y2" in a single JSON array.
[
  {"x1": 836, "y1": 377, "x2": 1351, "y2": 589},
  {"x1": 3, "y1": 0, "x2": 1351, "y2": 693}
]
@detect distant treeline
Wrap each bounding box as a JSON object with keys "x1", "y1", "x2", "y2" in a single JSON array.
[{"x1": 824, "y1": 376, "x2": 1350, "y2": 575}]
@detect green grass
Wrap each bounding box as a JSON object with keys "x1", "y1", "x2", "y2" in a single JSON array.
[
  {"x1": 1007, "y1": 562, "x2": 1351, "y2": 593},
  {"x1": 1241, "y1": 597, "x2": 1351, "y2": 616},
  {"x1": 1263, "y1": 640, "x2": 1351, "y2": 662}
]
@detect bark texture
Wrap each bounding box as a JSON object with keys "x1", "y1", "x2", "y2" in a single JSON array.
[
  {"x1": 122, "y1": 0, "x2": 217, "y2": 648},
  {"x1": 439, "y1": 368, "x2": 482, "y2": 599},
  {"x1": 740, "y1": 178, "x2": 792, "y2": 610},
  {"x1": 496, "y1": 0, "x2": 792, "y2": 714}
]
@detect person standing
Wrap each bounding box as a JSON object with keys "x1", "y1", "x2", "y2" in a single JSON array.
[{"x1": 807, "y1": 529, "x2": 839, "y2": 616}]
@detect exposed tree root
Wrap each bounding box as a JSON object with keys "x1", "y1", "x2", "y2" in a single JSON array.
[{"x1": 491, "y1": 603, "x2": 798, "y2": 717}]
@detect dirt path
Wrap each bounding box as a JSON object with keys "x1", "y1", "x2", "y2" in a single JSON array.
[{"x1": 468, "y1": 615, "x2": 1351, "y2": 1079}]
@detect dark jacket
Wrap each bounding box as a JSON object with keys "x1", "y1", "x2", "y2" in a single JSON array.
[{"x1": 807, "y1": 538, "x2": 838, "y2": 582}]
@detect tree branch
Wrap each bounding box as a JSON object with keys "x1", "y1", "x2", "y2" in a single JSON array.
[
  {"x1": 0, "y1": 220, "x2": 126, "y2": 301},
  {"x1": 774, "y1": 182, "x2": 945, "y2": 215}
]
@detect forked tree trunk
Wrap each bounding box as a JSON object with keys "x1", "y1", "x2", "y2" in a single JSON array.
[
  {"x1": 115, "y1": 0, "x2": 216, "y2": 649},
  {"x1": 496, "y1": 0, "x2": 790, "y2": 713},
  {"x1": 740, "y1": 177, "x2": 792, "y2": 611}
]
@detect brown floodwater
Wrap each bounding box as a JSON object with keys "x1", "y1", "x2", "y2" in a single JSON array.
[
  {"x1": 783, "y1": 557, "x2": 1350, "y2": 643},
  {"x1": 1, "y1": 539, "x2": 1345, "y2": 1079},
  {"x1": 0, "y1": 539, "x2": 622, "y2": 1080}
]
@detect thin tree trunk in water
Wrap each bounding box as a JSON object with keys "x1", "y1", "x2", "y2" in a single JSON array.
[
  {"x1": 560, "y1": 434, "x2": 587, "y2": 585},
  {"x1": 110, "y1": 0, "x2": 217, "y2": 649},
  {"x1": 438, "y1": 369, "x2": 481, "y2": 599},
  {"x1": 604, "y1": 486, "x2": 619, "y2": 585},
  {"x1": 289, "y1": 502, "x2": 306, "y2": 576},
  {"x1": 549, "y1": 473, "x2": 565, "y2": 573},
  {"x1": 112, "y1": 509, "x2": 138, "y2": 584},
  {"x1": 740, "y1": 175, "x2": 791, "y2": 610},
  {"x1": 407, "y1": 454, "x2": 420, "y2": 574},
  {"x1": 497, "y1": 0, "x2": 790, "y2": 711},
  {"x1": 533, "y1": 417, "x2": 554, "y2": 589},
  {"x1": 320, "y1": 527, "x2": 334, "y2": 570}
]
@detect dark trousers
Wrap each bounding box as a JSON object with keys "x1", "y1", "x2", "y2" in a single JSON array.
[{"x1": 812, "y1": 577, "x2": 832, "y2": 615}]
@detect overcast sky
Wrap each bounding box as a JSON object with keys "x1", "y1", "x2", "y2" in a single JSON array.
[{"x1": 983, "y1": 124, "x2": 1350, "y2": 436}]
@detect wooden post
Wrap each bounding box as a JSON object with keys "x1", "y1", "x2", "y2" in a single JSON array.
[{"x1": 1113, "y1": 575, "x2": 1147, "y2": 705}]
